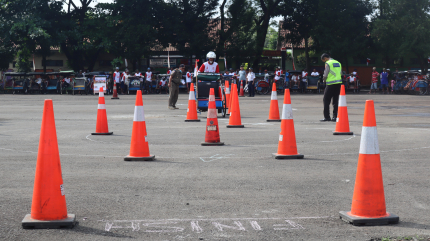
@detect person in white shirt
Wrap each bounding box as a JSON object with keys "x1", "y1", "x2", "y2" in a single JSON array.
[
  {"x1": 121, "y1": 69, "x2": 130, "y2": 94},
  {"x1": 134, "y1": 69, "x2": 143, "y2": 91},
  {"x1": 311, "y1": 69, "x2": 320, "y2": 76},
  {"x1": 291, "y1": 74, "x2": 299, "y2": 87},
  {"x1": 62, "y1": 76, "x2": 72, "y2": 90},
  {"x1": 246, "y1": 68, "x2": 256, "y2": 97},
  {"x1": 264, "y1": 69, "x2": 270, "y2": 82},
  {"x1": 186, "y1": 68, "x2": 192, "y2": 93},
  {"x1": 301, "y1": 69, "x2": 308, "y2": 93},
  {"x1": 145, "y1": 68, "x2": 153, "y2": 94},
  {"x1": 274, "y1": 67, "x2": 281, "y2": 86},
  {"x1": 347, "y1": 74, "x2": 357, "y2": 88}
]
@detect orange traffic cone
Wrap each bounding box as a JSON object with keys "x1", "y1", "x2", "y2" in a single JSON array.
[
  {"x1": 22, "y1": 100, "x2": 76, "y2": 229},
  {"x1": 340, "y1": 100, "x2": 399, "y2": 226},
  {"x1": 185, "y1": 83, "x2": 200, "y2": 122},
  {"x1": 111, "y1": 82, "x2": 119, "y2": 99},
  {"x1": 267, "y1": 83, "x2": 281, "y2": 122},
  {"x1": 225, "y1": 81, "x2": 231, "y2": 115},
  {"x1": 239, "y1": 80, "x2": 245, "y2": 97},
  {"x1": 272, "y1": 89, "x2": 304, "y2": 159},
  {"x1": 124, "y1": 90, "x2": 155, "y2": 161},
  {"x1": 91, "y1": 87, "x2": 113, "y2": 135},
  {"x1": 333, "y1": 85, "x2": 353, "y2": 135},
  {"x1": 201, "y1": 88, "x2": 224, "y2": 146},
  {"x1": 227, "y1": 84, "x2": 244, "y2": 128}
]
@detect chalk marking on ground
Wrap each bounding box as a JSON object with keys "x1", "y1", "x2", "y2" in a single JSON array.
[
  {"x1": 99, "y1": 216, "x2": 330, "y2": 232},
  {"x1": 200, "y1": 154, "x2": 235, "y2": 162}
]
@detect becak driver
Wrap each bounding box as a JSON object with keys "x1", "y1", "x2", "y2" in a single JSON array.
[{"x1": 199, "y1": 51, "x2": 220, "y2": 73}]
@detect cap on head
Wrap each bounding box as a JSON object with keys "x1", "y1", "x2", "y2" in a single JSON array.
[
  {"x1": 321, "y1": 53, "x2": 330, "y2": 60},
  {"x1": 249, "y1": 67, "x2": 253, "y2": 70},
  {"x1": 179, "y1": 64, "x2": 185, "y2": 68},
  {"x1": 373, "y1": 67, "x2": 376, "y2": 70},
  {"x1": 136, "y1": 69, "x2": 139, "y2": 72},
  {"x1": 116, "y1": 67, "x2": 119, "y2": 70}
]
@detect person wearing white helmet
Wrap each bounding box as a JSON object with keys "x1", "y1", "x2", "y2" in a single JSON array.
[{"x1": 198, "y1": 51, "x2": 220, "y2": 73}]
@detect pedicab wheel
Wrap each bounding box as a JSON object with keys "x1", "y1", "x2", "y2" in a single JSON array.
[{"x1": 91, "y1": 132, "x2": 113, "y2": 135}]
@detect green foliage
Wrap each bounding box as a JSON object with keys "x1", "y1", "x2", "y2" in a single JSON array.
[
  {"x1": 264, "y1": 27, "x2": 278, "y2": 50},
  {"x1": 110, "y1": 58, "x2": 124, "y2": 69},
  {"x1": 297, "y1": 50, "x2": 315, "y2": 67},
  {"x1": 311, "y1": 0, "x2": 373, "y2": 69},
  {"x1": 16, "y1": 48, "x2": 32, "y2": 72}
]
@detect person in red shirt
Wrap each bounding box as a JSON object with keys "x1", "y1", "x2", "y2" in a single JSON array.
[
  {"x1": 167, "y1": 67, "x2": 174, "y2": 75},
  {"x1": 198, "y1": 51, "x2": 220, "y2": 73},
  {"x1": 369, "y1": 67, "x2": 379, "y2": 94}
]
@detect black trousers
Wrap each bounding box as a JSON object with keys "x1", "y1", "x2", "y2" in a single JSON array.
[
  {"x1": 248, "y1": 81, "x2": 255, "y2": 96},
  {"x1": 323, "y1": 84, "x2": 341, "y2": 119}
]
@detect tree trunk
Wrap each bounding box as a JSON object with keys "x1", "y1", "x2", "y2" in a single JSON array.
[
  {"x1": 343, "y1": 55, "x2": 349, "y2": 74},
  {"x1": 304, "y1": 38, "x2": 310, "y2": 73},
  {"x1": 42, "y1": 55, "x2": 46, "y2": 73}
]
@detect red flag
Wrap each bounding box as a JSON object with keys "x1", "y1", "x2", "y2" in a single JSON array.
[
  {"x1": 427, "y1": 57, "x2": 430, "y2": 64},
  {"x1": 194, "y1": 59, "x2": 199, "y2": 76},
  {"x1": 33, "y1": 54, "x2": 36, "y2": 71}
]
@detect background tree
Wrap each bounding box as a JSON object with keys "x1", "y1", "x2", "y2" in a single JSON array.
[
  {"x1": 167, "y1": 0, "x2": 218, "y2": 63},
  {"x1": 264, "y1": 27, "x2": 278, "y2": 50},
  {"x1": 282, "y1": 0, "x2": 319, "y2": 73},
  {"x1": 311, "y1": 0, "x2": 373, "y2": 73},
  {"x1": 373, "y1": 0, "x2": 430, "y2": 73}
]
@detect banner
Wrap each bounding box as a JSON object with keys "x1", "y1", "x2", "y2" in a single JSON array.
[{"x1": 93, "y1": 76, "x2": 107, "y2": 94}]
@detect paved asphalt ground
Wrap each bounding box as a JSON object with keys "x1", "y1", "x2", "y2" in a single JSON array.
[{"x1": 1, "y1": 90, "x2": 430, "y2": 241}]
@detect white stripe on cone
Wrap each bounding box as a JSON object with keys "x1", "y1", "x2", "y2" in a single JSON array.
[
  {"x1": 281, "y1": 104, "x2": 293, "y2": 120},
  {"x1": 133, "y1": 106, "x2": 145, "y2": 122},
  {"x1": 339, "y1": 95, "x2": 347, "y2": 107},
  {"x1": 188, "y1": 91, "x2": 195, "y2": 100},
  {"x1": 271, "y1": 91, "x2": 277, "y2": 100},
  {"x1": 207, "y1": 108, "x2": 217, "y2": 118},
  {"x1": 226, "y1": 88, "x2": 230, "y2": 94},
  {"x1": 359, "y1": 126, "x2": 380, "y2": 154},
  {"x1": 98, "y1": 104, "x2": 106, "y2": 109},
  {"x1": 99, "y1": 92, "x2": 104, "y2": 97},
  {"x1": 209, "y1": 95, "x2": 215, "y2": 102}
]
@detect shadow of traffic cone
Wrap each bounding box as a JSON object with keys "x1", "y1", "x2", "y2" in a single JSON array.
[
  {"x1": 225, "y1": 81, "x2": 231, "y2": 115},
  {"x1": 185, "y1": 83, "x2": 200, "y2": 122},
  {"x1": 340, "y1": 100, "x2": 399, "y2": 226},
  {"x1": 111, "y1": 82, "x2": 119, "y2": 99},
  {"x1": 334, "y1": 85, "x2": 353, "y2": 135},
  {"x1": 267, "y1": 83, "x2": 281, "y2": 122},
  {"x1": 272, "y1": 89, "x2": 304, "y2": 159},
  {"x1": 91, "y1": 87, "x2": 113, "y2": 135},
  {"x1": 124, "y1": 90, "x2": 155, "y2": 161},
  {"x1": 22, "y1": 99, "x2": 76, "y2": 229},
  {"x1": 227, "y1": 84, "x2": 244, "y2": 128},
  {"x1": 239, "y1": 80, "x2": 245, "y2": 97},
  {"x1": 201, "y1": 88, "x2": 224, "y2": 146}
]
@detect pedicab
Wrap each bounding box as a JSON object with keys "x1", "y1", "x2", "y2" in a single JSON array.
[
  {"x1": 86, "y1": 72, "x2": 109, "y2": 95},
  {"x1": 196, "y1": 73, "x2": 227, "y2": 118},
  {"x1": 306, "y1": 76, "x2": 321, "y2": 93},
  {"x1": 57, "y1": 71, "x2": 75, "y2": 94},
  {"x1": 287, "y1": 70, "x2": 302, "y2": 92},
  {"x1": 255, "y1": 74, "x2": 271, "y2": 95},
  {"x1": 343, "y1": 74, "x2": 360, "y2": 93},
  {"x1": 393, "y1": 71, "x2": 408, "y2": 94},
  {"x1": 2, "y1": 72, "x2": 15, "y2": 94},
  {"x1": 156, "y1": 74, "x2": 170, "y2": 94},
  {"x1": 128, "y1": 76, "x2": 142, "y2": 94},
  {"x1": 3, "y1": 72, "x2": 28, "y2": 94}
]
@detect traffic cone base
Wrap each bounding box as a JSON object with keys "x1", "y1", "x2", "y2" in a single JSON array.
[
  {"x1": 226, "y1": 125, "x2": 244, "y2": 128},
  {"x1": 22, "y1": 214, "x2": 76, "y2": 229},
  {"x1": 201, "y1": 141, "x2": 225, "y2": 146},
  {"x1": 124, "y1": 155, "x2": 155, "y2": 161},
  {"x1": 91, "y1": 132, "x2": 113, "y2": 135},
  {"x1": 272, "y1": 153, "x2": 304, "y2": 159},
  {"x1": 333, "y1": 131, "x2": 353, "y2": 135},
  {"x1": 267, "y1": 119, "x2": 281, "y2": 122},
  {"x1": 339, "y1": 211, "x2": 399, "y2": 226},
  {"x1": 185, "y1": 119, "x2": 201, "y2": 122}
]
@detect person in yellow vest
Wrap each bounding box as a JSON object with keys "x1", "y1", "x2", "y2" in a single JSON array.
[{"x1": 321, "y1": 53, "x2": 343, "y2": 122}]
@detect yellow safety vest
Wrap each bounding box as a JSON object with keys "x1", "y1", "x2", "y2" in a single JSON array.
[{"x1": 326, "y1": 59, "x2": 342, "y2": 85}]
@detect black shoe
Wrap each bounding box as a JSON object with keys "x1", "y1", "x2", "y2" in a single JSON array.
[
  {"x1": 320, "y1": 118, "x2": 331, "y2": 122},
  {"x1": 332, "y1": 117, "x2": 337, "y2": 122}
]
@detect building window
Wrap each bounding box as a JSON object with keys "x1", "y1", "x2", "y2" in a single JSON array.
[
  {"x1": 99, "y1": 60, "x2": 112, "y2": 67},
  {"x1": 43, "y1": 60, "x2": 63, "y2": 67},
  {"x1": 353, "y1": 58, "x2": 375, "y2": 65}
]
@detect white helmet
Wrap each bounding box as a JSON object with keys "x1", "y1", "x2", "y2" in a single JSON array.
[{"x1": 206, "y1": 51, "x2": 216, "y2": 59}]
